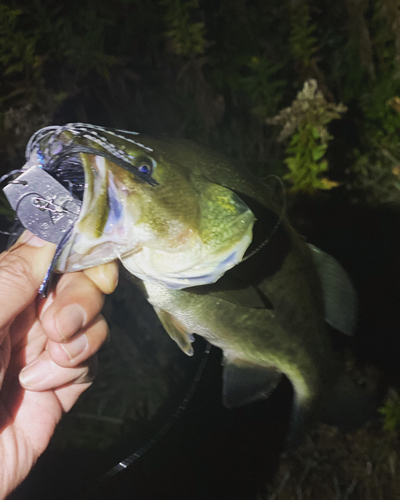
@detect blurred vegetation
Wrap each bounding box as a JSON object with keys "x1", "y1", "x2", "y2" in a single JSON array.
[
  {"x1": 267, "y1": 79, "x2": 347, "y2": 192},
  {"x1": 264, "y1": 421, "x2": 400, "y2": 500},
  {"x1": 261, "y1": 381, "x2": 400, "y2": 500},
  {"x1": 0, "y1": 0, "x2": 399, "y2": 199},
  {"x1": 163, "y1": 0, "x2": 206, "y2": 57},
  {"x1": 379, "y1": 388, "x2": 400, "y2": 433}
]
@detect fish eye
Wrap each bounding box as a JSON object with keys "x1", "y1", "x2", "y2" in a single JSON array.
[{"x1": 135, "y1": 156, "x2": 155, "y2": 176}]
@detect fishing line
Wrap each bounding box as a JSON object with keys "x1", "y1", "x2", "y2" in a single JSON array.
[
  {"x1": 99, "y1": 249, "x2": 212, "y2": 478},
  {"x1": 240, "y1": 175, "x2": 287, "y2": 262},
  {"x1": 105, "y1": 341, "x2": 212, "y2": 477},
  {"x1": 0, "y1": 228, "x2": 18, "y2": 236},
  {"x1": 0, "y1": 169, "x2": 25, "y2": 187}
]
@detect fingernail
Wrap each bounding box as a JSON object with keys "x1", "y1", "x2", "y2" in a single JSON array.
[
  {"x1": 61, "y1": 334, "x2": 89, "y2": 360},
  {"x1": 100, "y1": 262, "x2": 119, "y2": 294},
  {"x1": 55, "y1": 304, "x2": 86, "y2": 340},
  {"x1": 105, "y1": 263, "x2": 119, "y2": 294},
  {"x1": 84, "y1": 262, "x2": 119, "y2": 294},
  {"x1": 19, "y1": 359, "x2": 50, "y2": 388},
  {"x1": 18, "y1": 230, "x2": 48, "y2": 247}
]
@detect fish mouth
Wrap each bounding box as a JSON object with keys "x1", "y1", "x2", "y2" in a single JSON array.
[
  {"x1": 23, "y1": 123, "x2": 156, "y2": 272},
  {"x1": 56, "y1": 153, "x2": 141, "y2": 272}
]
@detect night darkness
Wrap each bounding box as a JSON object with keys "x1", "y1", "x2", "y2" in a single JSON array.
[{"x1": 2, "y1": 0, "x2": 400, "y2": 499}]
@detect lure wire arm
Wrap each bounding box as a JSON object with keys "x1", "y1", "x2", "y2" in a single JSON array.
[
  {"x1": 39, "y1": 227, "x2": 73, "y2": 298},
  {"x1": 0, "y1": 169, "x2": 25, "y2": 188},
  {"x1": 241, "y1": 175, "x2": 287, "y2": 262}
]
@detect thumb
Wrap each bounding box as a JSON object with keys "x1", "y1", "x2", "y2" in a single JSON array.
[{"x1": 0, "y1": 232, "x2": 56, "y2": 327}]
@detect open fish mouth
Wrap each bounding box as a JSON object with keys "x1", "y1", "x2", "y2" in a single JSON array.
[
  {"x1": 23, "y1": 124, "x2": 157, "y2": 272},
  {"x1": 57, "y1": 159, "x2": 143, "y2": 272},
  {"x1": 44, "y1": 151, "x2": 86, "y2": 201}
]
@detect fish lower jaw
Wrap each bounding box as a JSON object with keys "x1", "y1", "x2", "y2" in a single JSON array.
[
  {"x1": 72, "y1": 229, "x2": 137, "y2": 254},
  {"x1": 58, "y1": 227, "x2": 142, "y2": 272}
]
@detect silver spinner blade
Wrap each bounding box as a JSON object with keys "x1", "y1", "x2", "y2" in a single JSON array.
[{"x1": 3, "y1": 165, "x2": 81, "y2": 244}]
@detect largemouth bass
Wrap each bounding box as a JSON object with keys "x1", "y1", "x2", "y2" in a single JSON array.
[{"x1": 19, "y1": 124, "x2": 357, "y2": 441}]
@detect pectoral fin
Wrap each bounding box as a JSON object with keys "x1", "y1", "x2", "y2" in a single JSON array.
[
  {"x1": 154, "y1": 308, "x2": 194, "y2": 356},
  {"x1": 308, "y1": 244, "x2": 357, "y2": 336},
  {"x1": 222, "y1": 358, "x2": 282, "y2": 409}
]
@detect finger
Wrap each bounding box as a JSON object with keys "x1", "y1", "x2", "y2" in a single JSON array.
[
  {"x1": 19, "y1": 349, "x2": 97, "y2": 391},
  {"x1": 83, "y1": 261, "x2": 119, "y2": 294},
  {"x1": 0, "y1": 231, "x2": 56, "y2": 329},
  {"x1": 40, "y1": 272, "x2": 106, "y2": 343},
  {"x1": 54, "y1": 380, "x2": 93, "y2": 413},
  {"x1": 6, "y1": 305, "x2": 43, "y2": 376},
  {"x1": 46, "y1": 314, "x2": 108, "y2": 367},
  {"x1": 0, "y1": 335, "x2": 11, "y2": 388}
]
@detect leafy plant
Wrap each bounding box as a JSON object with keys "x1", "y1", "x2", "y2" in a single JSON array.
[
  {"x1": 1, "y1": 0, "x2": 400, "y2": 200},
  {"x1": 289, "y1": 0, "x2": 318, "y2": 70},
  {"x1": 162, "y1": 0, "x2": 206, "y2": 57},
  {"x1": 267, "y1": 80, "x2": 347, "y2": 193},
  {"x1": 379, "y1": 389, "x2": 400, "y2": 433},
  {"x1": 348, "y1": 148, "x2": 400, "y2": 204},
  {"x1": 0, "y1": 0, "x2": 124, "y2": 169},
  {"x1": 240, "y1": 56, "x2": 285, "y2": 121},
  {"x1": 0, "y1": 4, "x2": 44, "y2": 107}
]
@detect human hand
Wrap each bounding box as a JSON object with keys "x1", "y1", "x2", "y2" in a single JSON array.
[{"x1": 0, "y1": 232, "x2": 119, "y2": 499}]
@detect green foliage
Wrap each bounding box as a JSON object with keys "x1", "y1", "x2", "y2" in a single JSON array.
[
  {"x1": 284, "y1": 125, "x2": 330, "y2": 193},
  {"x1": 0, "y1": 1, "x2": 119, "y2": 108},
  {"x1": 327, "y1": 0, "x2": 400, "y2": 202},
  {"x1": 1, "y1": 0, "x2": 400, "y2": 202},
  {"x1": 267, "y1": 80, "x2": 347, "y2": 193},
  {"x1": 239, "y1": 56, "x2": 285, "y2": 121},
  {"x1": 51, "y1": 5, "x2": 120, "y2": 79},
  {"x1": 379, "y1": 389, "x2": 400, "y2": 433},
  {"x1": 289, "y1": 1, "x2": 318, "y2": 69},
  {"x1": 0, "y1": 4, "x2": 44, "y2": 107},
  {"x1": 0, "y1": 0, "x2": 122, "y2": 167},
  {"x1": 348, "y1": 77, "x2": 400, "y2": 203},
  {"x1": 348, "y1": 148, "x2": 400, "y2": 204},
  {"x1": 162, "y1": 0, "x2": 205, "y2": 57}
]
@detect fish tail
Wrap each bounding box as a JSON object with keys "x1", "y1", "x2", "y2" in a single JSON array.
[
  {"x1": 284, "y1": 377, "x2": 317, "y2": 451},
  {"x1": 284, "y1": 392, "x2": 313, "y2": 451}
]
